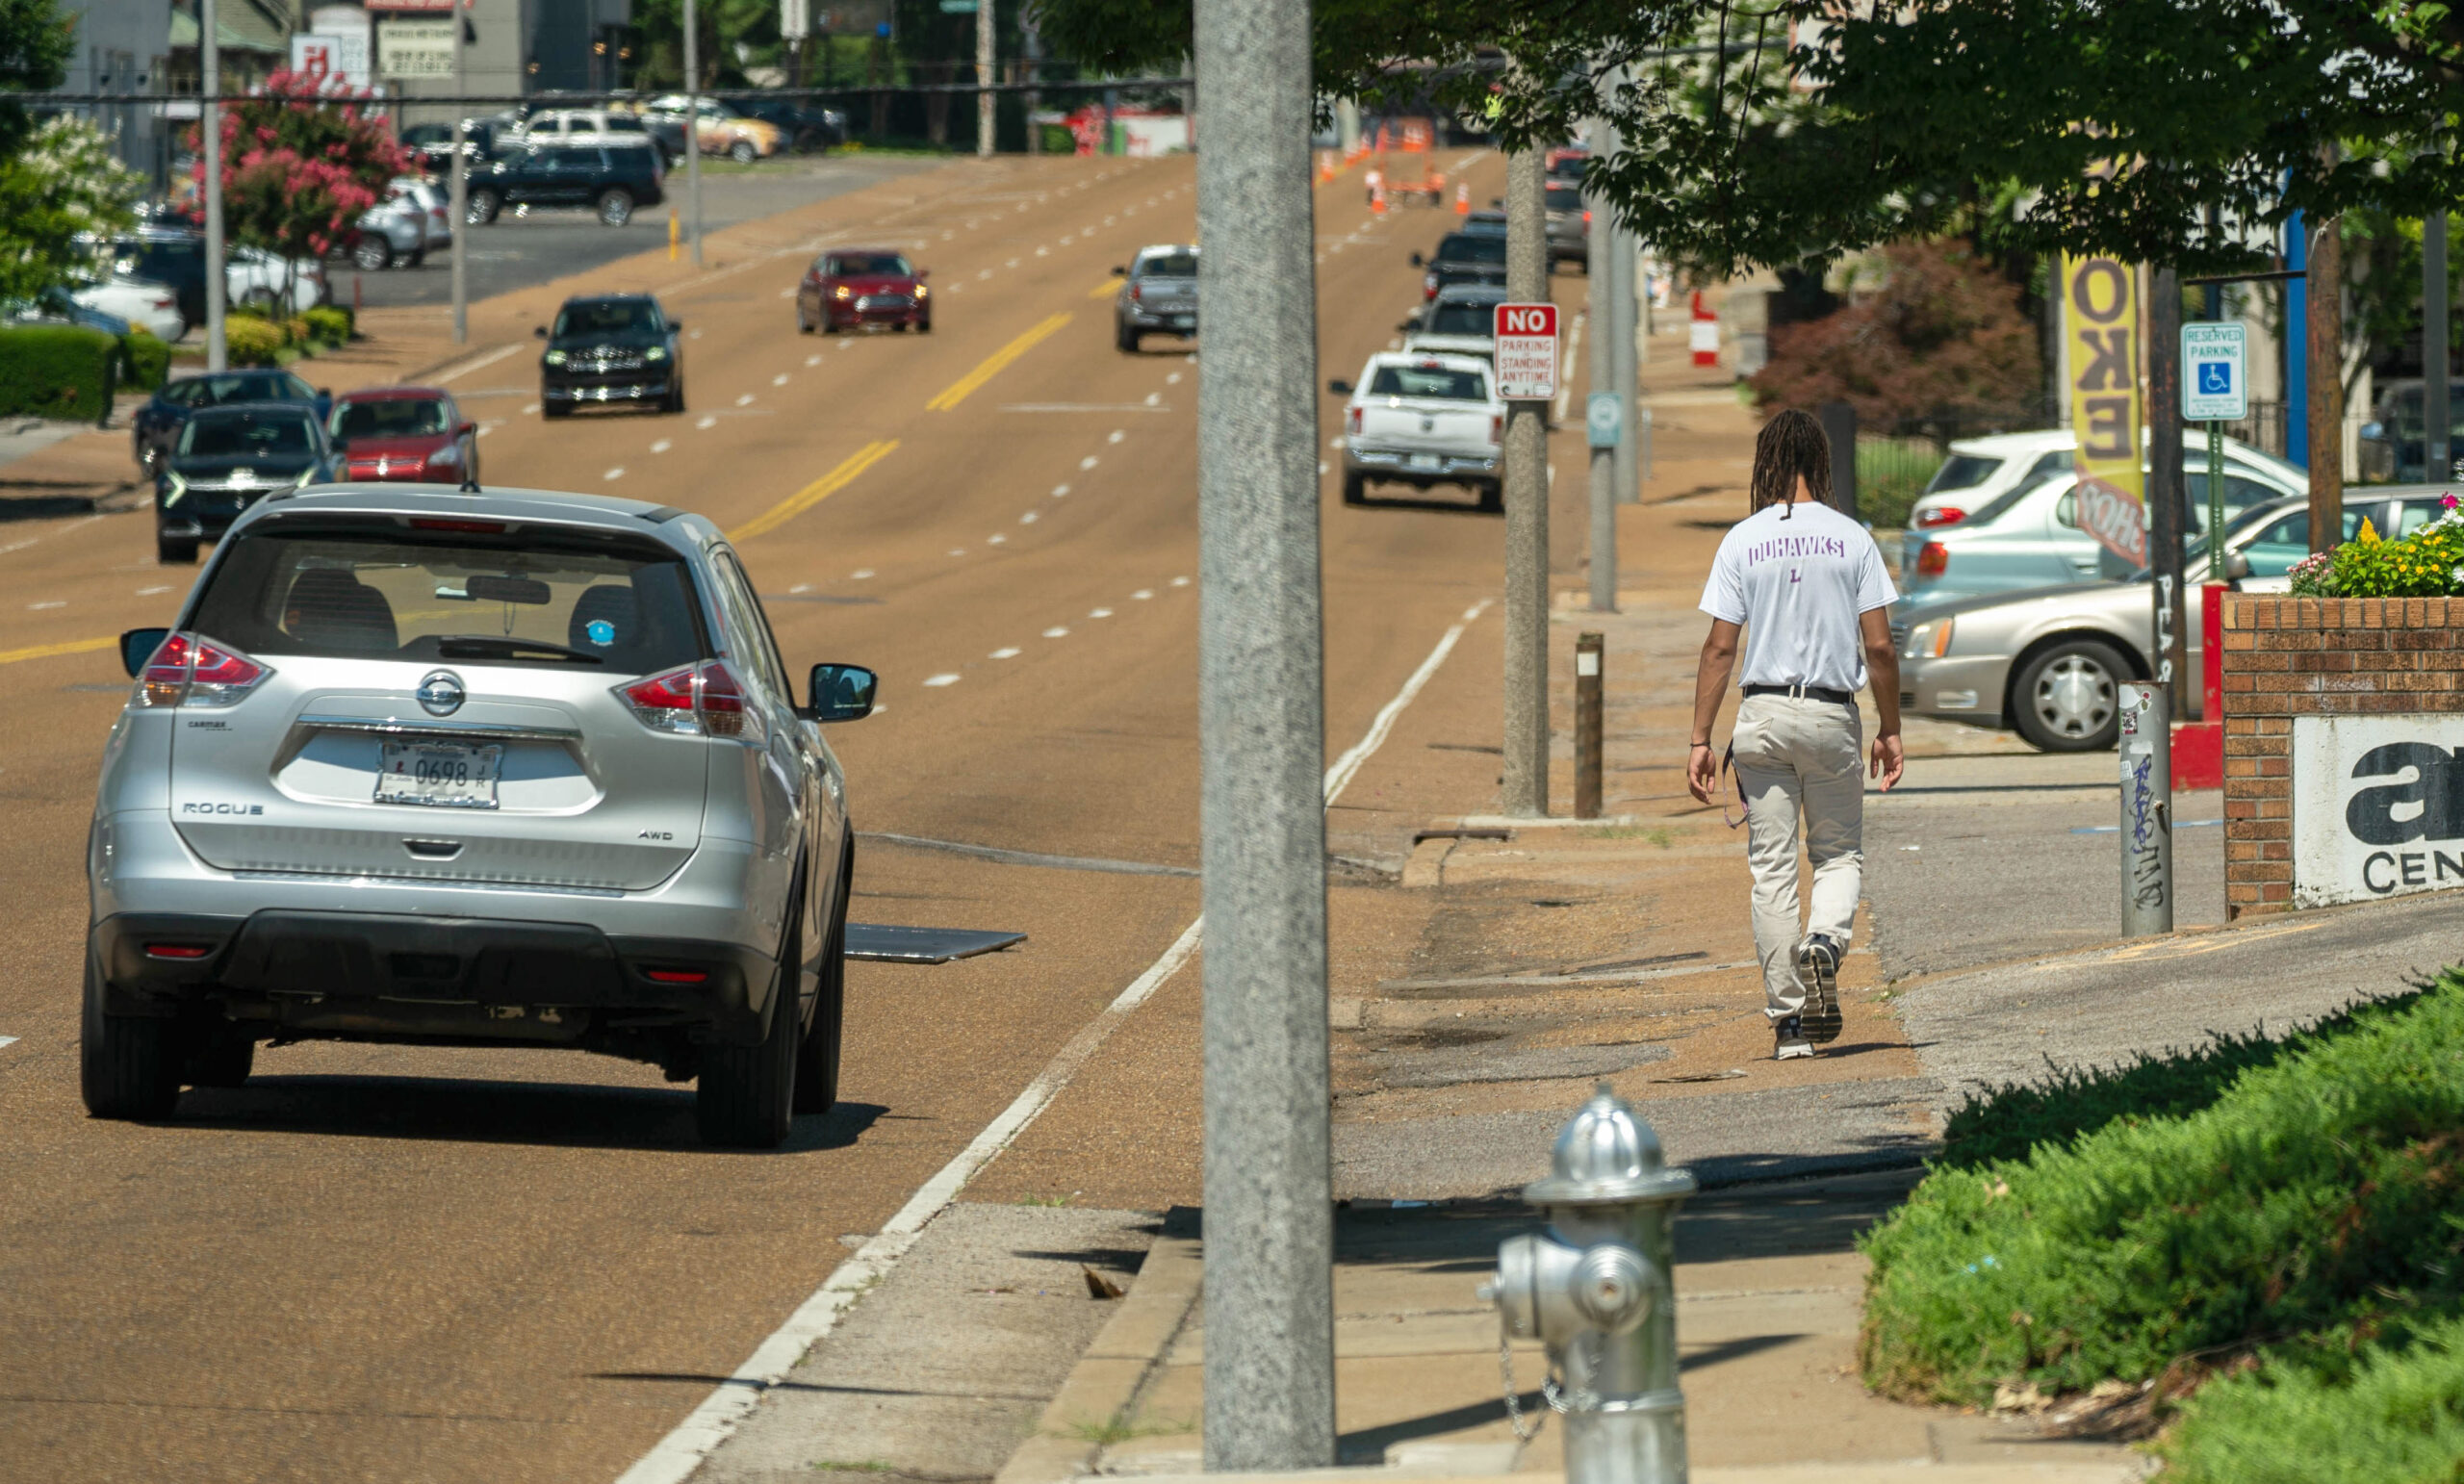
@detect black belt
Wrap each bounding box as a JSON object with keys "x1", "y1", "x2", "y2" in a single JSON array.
[{"x1": 1742, "y1": 683, "x2": 1857, "y2": 704}]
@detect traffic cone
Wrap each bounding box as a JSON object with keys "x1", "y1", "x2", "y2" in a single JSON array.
[
  {"x1": 1690, "y1": 292, "x2": 1719, "y2": 368},
  {"x1": 1453, "y1": 181, "x2": 1469, "y2": 216},
  {"x1": 1371, "y1": 182, "x2": 1388, "y2": 215}
]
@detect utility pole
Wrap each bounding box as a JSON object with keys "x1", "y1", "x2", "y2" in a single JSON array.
[
  {"x1": 2429, "y1": 212, "x2": 2450, "y2": 482},
  {"x1": 1502, "y1": 146, "x2": 1550, "y2": 817},
  {"x1": 1584, "y1": 118, "x2": 1614, "y2": 614},
  {"x1": 683, "y1": 0, "x2": 705, "y2": 267},
  {"x1": 449, "y1": 0, "x2": 467, "y2": 345},
  {"x1": 200, "y1": 0, "x2": 225, "y2": 372},
  {"x1": 975, "y1": 0, "x2": 994, "y2": 156},
  {"x1": 1191, "y1": 0, "x2": 1333, "y2": 1469},
  {"x1": 2307, "y1": 217, "x2": 2343, "y2": 551},
  {"x1": 1609, "y1": 182, "x2": 1638, "y2": 504},
  {"x1": 2147, "y1": 268, "x2": 2188, "y2": 711}
]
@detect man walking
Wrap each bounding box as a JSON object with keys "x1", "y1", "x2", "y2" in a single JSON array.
[{"x1": 1685, "y1": 410, "x2": 1904, "y2": 1061}]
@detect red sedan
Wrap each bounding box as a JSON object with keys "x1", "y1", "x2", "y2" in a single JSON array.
[
  {"x1": 327, "y1": 387, "x2": 478, "y2": 485},
  {"x1": 797, "y1": 249, "x2": 932, "y2": 335}
]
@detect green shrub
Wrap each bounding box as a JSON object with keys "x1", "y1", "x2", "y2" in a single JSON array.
[
  {"x1": 220, "y1": 316, "x2": 286, "y2": 366},
  {"x1": 1856, "y1": 436, "x2": 1940, "y2": 532},
  {"x1": 1859, "y1": 973, "x2": 2464, "y2": 1409},
  {"x1": 2289, "y1": 502, "x2": 2464, "y2": 597},
  {"x1": 0, "y1": 323, "x2": 117, "y2": 419},
  {"x1": 302, "y1": 304, "x2": 351, "y2": 345},
  {"x1": 120, "y1": 328, "x2": 169, "y2": 391},
  {"x1": 2160, "y1": 1312, "x2": 2464, "y2": 1484}
]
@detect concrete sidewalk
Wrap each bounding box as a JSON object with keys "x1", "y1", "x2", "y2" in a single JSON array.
[{"x1": 991, "y1": 1172, "x2": 2146, "y2": 1484}]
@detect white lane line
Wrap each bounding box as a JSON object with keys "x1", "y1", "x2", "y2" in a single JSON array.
[
  {"x1": 651, "y1": 439, "x2": 673, "y2": 453},
  {"x1": 1079, "y1": 456, "x2": 1098, "y2": 471},
  {"x1": 430, "y1": 343, "x2": 523, "y2": 385},
  {"x1": 852, "y1": 569, "x2": 874, "y2": 579},
  {"x1": 778, "y1": 287, "x2": 797, "y2": 298},
  {"x1": 947, "y1": 548, "x2": 967, "y2": 557},
  {"x1": 603, "y1": 468, "x2": 626, "y2": 481},
  {"x1": 790, "y1": 582, "x2": 813, "y2": 594},
  {"x1": 29, "y1": 601, "x2": 64, "y2": 610},
  {"x1": 989, "y1": 647, "x2": 1020, "y2": 659},
  {"x1": 807, "y1": 354, "x2": 822, "y2": 367},
  {"x1": 1089, "y1": 608, "x2": 1113, "y2": 619},
  {"x1": 1042, "y1": 626, "x2": 1068, "y2": 638},
  {"x1": 1144, "y1": 393, "x2": 1160, "y2": 406},
  {"x1": 773, "y1": 374, "x2": 791, "y2": 387},
  {"x1": 1170, "y1": 576, "x2": 1191, "y2": 587},
  {"x1": 0, "y1": 1036, "x2": 15, "y2": 1050},
  {"x1": 838, "y1": 340, "x2": 853, "y2": 350},
  {"x1": 735, "y1": 394, "x2": 756, "y2": 407},
  {"x1": 1130, "y1": 589, "x2": 1152, "y2": 600},
  {"x1": 1107, "y1": 429, "x2": 1125, "y2": 444},
  {"x1": 1322, "y1": 599, "x2": 1495, "y2": 804},
  {"x1": 1319, "y1": 461, "x2": 1329, "y2": 474},
  {"x1": 1019, "y1": 511, "x2": 1039, "y2": 525},
  {"x1": 978, "y1": 269, "x2": 991, "y2": 279},
  {"x1": 1166, "y1": 371, "x2": 1182, "y2": 385},
  {"x1": 1050, "y1": 484, "x2": 1070, "y2": 498},
  {"x1": 922, "y1": 673, "x2": 961, "y2": 687},
  {"x1": 698, "y1": 416, "x2": 718, "y2": 429},
  {"x1": 137, "y1": 585, "x2": 172, "y2": 596},
  {"x1": 1006, "y1": 257, "x2": 1020, "y2": 268},
  {"x1": 523, "y1": 402, "x2": 542, "y2": 415}
]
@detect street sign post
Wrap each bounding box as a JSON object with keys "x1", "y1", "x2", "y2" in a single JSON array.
[
  {"x1": 2183, "y1": 320, "x2": 2247, "y2": 560},
  {"x1": 1495, "y1": 302, "x2": 1559, "y2": 400}
]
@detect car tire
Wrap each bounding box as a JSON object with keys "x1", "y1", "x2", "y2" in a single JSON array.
[
  {"x1": 2011, "y1": 638, "x2": 2130, "y2": 752},
  {"x1": 597, "y1": 188, "x2": 634, "y2": 226},
  {"x1": 1117, "y1": 324, "x2": 1141, "y2": 353},
  {"x1": 796, "y1": 305, "x2": 813, "y2": 334},
  {"x1": 916, "y1": 318, "x2": 932, "y2": 334},
  {"x1": 467, "y1": 189, "x2": 501, "y2": 225},
  {"x1": 793, "y1": 841, "x2": 853, "y2": 1114},
  {"x1": 1476, "y1": 481, "x2": 1504, "y2": 514},
  {"x1": 665, "y1": 379, "x2": 685, "y2": 415},
  {"x1": 542, "y1": 398, "x2": 571, "y2": 420},
  {"x1": 352, "y1": 237, "x2": 392, "y2": 271},
  {"x1": 697, "y1": 908, "x2": 801, "y2": 1149},
  {"x1": 1342, "y1": 472, "x2": 1367, "y2": 505},
  {"x1": 407, "y1": 249, "x2": 426, "y2": 269},
  {"x1": 731, "y1": 140, "x2": 758, "y2": 165},
  {"x1": 156, "y1": 533, "x2": 197, "y2": 564},
  {"x1": 80, "y1": 946, "x2": 182, "y2": 1120},
  {"x1": 186, "y1": 1031, "x2": 255, "y2": 1089}
]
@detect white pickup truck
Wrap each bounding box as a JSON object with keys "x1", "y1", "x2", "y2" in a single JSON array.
[{"x1": 1332, "y1": 351, "x2": 1504, "y2": 510}]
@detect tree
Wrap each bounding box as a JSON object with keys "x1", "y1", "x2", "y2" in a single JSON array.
[
  {"x1": 0, "y1": 115, "x2": 141, "y2": 300},
  {"x1": 1748, "y1": 238, "x2": 2042, "y2": 424},
  {"x1": 0, "y1": 0, "x2": 72, "y2": 157},
  {"x1": 188, "y1": 69, "x2": 409, "y2": 302}
]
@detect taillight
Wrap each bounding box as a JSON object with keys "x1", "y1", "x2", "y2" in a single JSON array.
[
  {"x1": 138, "y1": 632, "x2": 271, "y2": 708},
  {"x1": 643, "y1": 967, "x2": 707, "y2": 984},
  {"x1": 1490, "y1": 414, "x2": 1502, "y2": 444},
  {"x1": 1916, "y1": 542, "x2": 1949, "y2": 577},
  {"x1": 1582, "y1": 210, "x2": 1592, "y2": 223},
  {"x1": 1916, "y1": 506, "x2": 1966, "y2": 528},
  {"x1": 411, "y1": 517, "x2": 505, "y2": 534},
  {"x1": 1348, "y1": 406, "x2": 1362, "y2": 436},
  {"x1": 145, "y1": 943, "x2": 213, "y2": 959},
  {"x1": 1130, "y1": 283, "x2": 1142, "y2": 302},
  {"x1": 616, "y1": 659, "x2": 762, "y2": 741},
  {"x1": 1424, "y1": 272, "x2": 1438, "y2": 299}
]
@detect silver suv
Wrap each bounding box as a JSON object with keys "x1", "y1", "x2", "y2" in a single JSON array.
[{"x1": 84, "y1": 485, "x2": 874, "y2": 1148}]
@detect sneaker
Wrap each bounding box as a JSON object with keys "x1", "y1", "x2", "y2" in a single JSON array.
[
  {"x1": 1795, "y1": 934, "x2": 1843, "y2": 1044},
  {"x1": 1774, "y1": 1015, "x2": 1813, "y2": 1061}
]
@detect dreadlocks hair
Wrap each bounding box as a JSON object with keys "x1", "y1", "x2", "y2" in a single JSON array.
[{"x1": 1751, "y1": 409, "x2": 1834, "y2": 519}]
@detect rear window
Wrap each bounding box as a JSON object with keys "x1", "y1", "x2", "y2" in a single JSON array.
[
  {"x1": 604, "y1": 115, "x2": 647, "y2": 133},
  {"x1": 190, "y1": 531, "x2": 706, "y2": 674},
  {"x1": 1368, "y1": 364, "x2": 1488, "y2": 400},
  {"x1": 180, "y1": 410, "x2": 317, "y2": 456},
  {"x1": 1545, "y1": 187, "x2": 1585, "y2": 212},
  {"x1": 554, "y1": 298, "x2": 663, "y2": 337},
  {"x1": 333, "y1": 397, "x2": 449, "y2": 440},
  {"x1": 832, "y1": 253, "x2": 912, "y2": 276},
  {"x1": 1924, "y1": 453, "x2": 2005, "y2": 495},
  {"x1": 172, "y1": 371, "x2": 315, "y2": 407},
  {"x1": 1137, "y1": 251, "x2": 1198, "y2": 277},
  {"x1": 1437, "y1": 234, "x2": 1508, "y2": 264},
  {"x1": 1426, "y1": 301, "x2": 1496, "y2": 335}
]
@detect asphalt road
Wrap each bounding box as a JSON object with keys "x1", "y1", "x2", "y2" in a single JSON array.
[
  {"x1": 0, "y1": 147, "x2": 1534, "y2": 1481},
  {"x1": 339, "y1": 153, "x2": 941, "y2": 311}
]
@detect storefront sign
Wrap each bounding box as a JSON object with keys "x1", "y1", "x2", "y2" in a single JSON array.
[
  {"x1": 2292, "y1": 713, "x2": 2464, "y2": 906},
  {"x1": 377, "y1": 17, "x2": 453, "y2": 77},
  {"x1": 2064, "y1": 251, "x2": 2143, "y2": 566}
]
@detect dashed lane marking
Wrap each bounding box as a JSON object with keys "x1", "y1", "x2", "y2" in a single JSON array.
[
  {"x1": 989, "y1": 647, "x2": 1019, "y2": 659},
  {"x1": 925, "y1": 313, "x2": 1073, "y2": 412},
  {"x1": 730, "y1": 439, "x2": 900, "y2": 542},
  {"x1": 1042, "y1": 627, "x2": 1068, "y2": 638},
  {"x1": 922, "y1": 673, "x2": 960, "y2": 687}
]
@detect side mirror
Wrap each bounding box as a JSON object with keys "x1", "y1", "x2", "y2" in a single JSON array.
[
  {"x1": 458, "y1": 421, "x2": 476, "y2": 437},
  {"x1": 1408, "y1": 252, "x2": 1424, "y2": 268},
  {"x1": 1111, "y1": 264, "x2": 1127, "y2": 276},
  {"x1": 2222, "y1": 550, "x2": 2253, "y2": 582},
  {"x1": 915, "y1": 269, "x2": 929, "y2": 280},
  {"x1": 669, "y1": 318, "x2": 683, "y2": 330},
  {"x1": 1398, "y1": 320, "x2": 1417, "y2": 332},
  {"x1": 1327, "y1": 379, "x2": 1352, "y2": 396},
  {"x1": 121, "y1": 627, "x2": 170, "y2": 678},
  {"x1": 804, "y1": 662, "x2": 877, "y2": 723},
  {"x1": 533, "y1": 325, "x2": 549, "y2": 339}
]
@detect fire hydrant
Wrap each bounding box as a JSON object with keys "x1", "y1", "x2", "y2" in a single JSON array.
[{"x1": 1478, "y1": 1084, "x2": 1695, "y2": 1484}]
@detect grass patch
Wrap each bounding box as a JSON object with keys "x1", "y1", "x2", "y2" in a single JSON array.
[
  {"x1": 1014, "y1": 1191, "x2": 1077, "y2": 1208},
  {"x1": 809, "y1": 1461, "x2": 900, "y2": 1474},
  {"x1": 1859, "y1": 972, "x2": 2464, "y2": 1415},
  {"x1": 1583, "y1": 824, "x2": 1676, "y2": 847},
  {"x1": 2158, "y1": 1312, "x2": 2464, "y2": 1483}
]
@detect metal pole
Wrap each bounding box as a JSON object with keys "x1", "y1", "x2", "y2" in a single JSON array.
[
  {"x1": 1819, "y1": 400, "x2": 1857, "y2": 520},
  {"x1": 2306, "y1": 216, "x2": 2343, "y2": 551},
  {"x1": 1574, "y1": 632, "x2": 1604, "y2": 819},
  {"x1": 2428, "y1": 211, "x2": 2450, "y2": 481},
  {"x1": 2207, "y1": 421, "x2": 2224, "y2": 576},
  {"x1": 200, "y1": 0, "x2": 225, "y2": 372},
  {"x1": 1192, "y1": 0, "x2": 1332, "y2": 1467},
  {"x1": 1584, "y1": 119, "x2": 1614, "y2": 614},
  {"x1": 974, "y1": 0, "x2": 994, "y2": 156},
  {"x1": 449, "y1": 0, "x2": 467, "y2": 345},
  {"x1": 2118, "y1": 682, "x2": 2173, "y2": 936},
  {"x1": 2148, "y1": 268, "x2": 2188, "y2": 710},
  {"x1": 1502, "y1": 146, "x2": 1551, "y2": 818},
  {"x1": 1609, "y1": 201, "x2": 1639, "y2": 505},
  {"x1": 683, "y1": 0, "x2": 704, "y2": 267}
]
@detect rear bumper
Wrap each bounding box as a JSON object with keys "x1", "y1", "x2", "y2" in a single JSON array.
[
  {"x1": 1120, "y1": 305, "x2": 1196, "y2": 333},
  {"x1": 1347, "y1": 447, "x2": 1500, "y2": 484},
  {"x1": 1898, "y1": 653, "x2": 2013, "y2": 726},
  {"x1": 544, "y1": 372, "x2": 674, "y2": 403},
  {"x1": 825, "y1": 301, "x2": 924, "y2": 326},
  {"x1": 90, "y1": 908, "x2": 776, "y2": 1043}
]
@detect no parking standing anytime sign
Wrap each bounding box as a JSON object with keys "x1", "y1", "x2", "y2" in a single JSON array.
[{"x1": 1494, "y1": 302, "x2": 1558, "y2": 400}]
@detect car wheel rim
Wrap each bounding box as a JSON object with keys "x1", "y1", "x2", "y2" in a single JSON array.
[{"x1": 2032, "y1": 654, "x2": 2116, "y2": 738}]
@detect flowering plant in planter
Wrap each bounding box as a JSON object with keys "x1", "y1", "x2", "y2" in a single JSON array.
[{"x1": 2288, "y1": 495, "x2": 2464, "y2": 598}]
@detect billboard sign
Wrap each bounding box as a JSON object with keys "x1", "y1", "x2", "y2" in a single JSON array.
[{"x1": 2064, "y1": 252, "x2": 2143, "y2": 566}]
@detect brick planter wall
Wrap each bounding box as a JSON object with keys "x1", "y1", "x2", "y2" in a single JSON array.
[{"x1": 2220, "y1": 595, "x2": 2464, "y2": 916}]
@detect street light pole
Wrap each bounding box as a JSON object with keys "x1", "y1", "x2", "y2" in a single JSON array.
[
  {"x1": 1191, "y1": 0, "x2": 1334, "y2": 1469},
  {"x1": 975, "y1": 0, "x2": 994, "y2": 157},
  {"x1": 1502, "y1": 146, "x2": 1551, "y2": 817},
  {"x1": 1609, "y1": 203, "x2": 1638, "y2": 504},
  {"x1": 449, "y1": 0, "x2": 467, "y2": 345},
  {"x1": 683, "y1": 0, "x2": 704, "y2": 267},
  {"x1": 1584, "y1": 118, "x2": 1614, "y2": 614},
  {"x1": 201, "y1": 0, "x2": 225, "y2": 372}
]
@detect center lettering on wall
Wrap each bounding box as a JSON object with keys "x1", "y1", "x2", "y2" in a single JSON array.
[{"x1": 2292, "y1": 714, "x2": 2464, "y2": 906}]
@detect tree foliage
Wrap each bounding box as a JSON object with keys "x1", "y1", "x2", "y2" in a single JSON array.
[
  {"x1": 0, "y1": 0, "x2": 72, "y2": 157},
  {"x1": 1748, "y1": 239, "x2": 2042, "y2": 423},
  {"x1": 187, "y1": 69, "x2": 410, "y2": 270},
  {"x1": 0, "y1": 115, "x2": 141, "y2": 300},
  {"x1": 1025, "y1": 0, "x2": 2464, "y2": 276}
]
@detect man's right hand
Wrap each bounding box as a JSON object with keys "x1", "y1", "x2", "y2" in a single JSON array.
[
  {"x1": 1869, "y1": 731, "x2": 1905, "y2": 792},
  {"x1": 1686, "y1": 742, "x2": 1719, "y2": 804}
]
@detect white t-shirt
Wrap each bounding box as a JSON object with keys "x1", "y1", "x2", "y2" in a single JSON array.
[{"x1": 1697, "y1": 499, "x2": 1898, "y2": 694}]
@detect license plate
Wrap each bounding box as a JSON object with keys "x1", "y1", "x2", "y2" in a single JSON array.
[
  {"x1": 375, "y1": 739, "x2": 501, "y2": 808},
  {"x1": 1408, "y1": 452, "x2": 1442, "y2": 471},
  {"x1": 1169, "y1": 315, "x2": 1194, "y2": 329}
]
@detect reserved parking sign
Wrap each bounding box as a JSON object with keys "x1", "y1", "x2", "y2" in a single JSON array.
[{"x1": 1494, "y1": 302, "x2": 1558, "y2": 400}]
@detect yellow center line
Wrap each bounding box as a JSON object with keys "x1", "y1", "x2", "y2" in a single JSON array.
[
  {"x1": 1089, "y1": 278, "x2": 1125, "y2": 299},
  {"x1": 925, "y1": 313, "x2": 1073, "y2": 412},
  {"x1": 732, "y1": 439, "x2": 901, "y2": 542},
  {"x1": 0, "y1": 635, "x2": 118, "y2": 668}
]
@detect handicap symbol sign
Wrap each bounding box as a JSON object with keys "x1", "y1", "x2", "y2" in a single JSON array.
[{"x1": 2196, "y1": 361, "x2": 2233, "y2": 396}]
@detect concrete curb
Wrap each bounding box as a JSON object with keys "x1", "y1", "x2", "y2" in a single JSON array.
[{"x1": 992, "y1": 1234, "x2": 1203, "y2": 1484}]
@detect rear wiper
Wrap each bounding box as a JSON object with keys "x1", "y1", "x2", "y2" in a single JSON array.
[{"x1": 435, "y1": 635, "x2": 604, "y2": 665}]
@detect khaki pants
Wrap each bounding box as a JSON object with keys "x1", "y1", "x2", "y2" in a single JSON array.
[{"x1": 1729, "y1": 694, "x2": 1863, "y2": 1022}]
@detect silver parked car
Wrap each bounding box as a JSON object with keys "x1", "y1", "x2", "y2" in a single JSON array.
[
  {"x1": 1113, "y1": 244, "x2": 1196, "y2": 352},
  {"x1": 1895, "y1": 486, "x2": 2446, "y2": 751},
  {"x1": 84, "y1": 485, "x2": 875, "y2": 1148}
]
